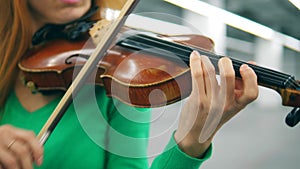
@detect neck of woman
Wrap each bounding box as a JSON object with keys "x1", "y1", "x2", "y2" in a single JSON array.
[{"x1": 14, "y1": 72, "x2": 60, "y2": 113}]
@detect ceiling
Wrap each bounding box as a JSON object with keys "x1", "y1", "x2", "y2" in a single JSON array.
[
  {"x1": 225, "y1": 0, "x2": 300, "y2": 41},
  {"x1": 135, "y1": 0, "x2": 300, "y2": 42}
]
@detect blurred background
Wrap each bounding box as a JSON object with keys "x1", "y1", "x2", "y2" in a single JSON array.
[{"x1": 125, "y1": 0, "x2": 300, "y2": 168}]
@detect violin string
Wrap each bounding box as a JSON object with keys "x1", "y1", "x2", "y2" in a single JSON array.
[
  {"x1": 228, "y1": 56, "x2": 297, "y2": 88},
  {"x1": 121, "y1": 38, "x2": 295, "y2": 89},
  {"x1": 121, "y1": 33, "x2": 294, "y2": 88},
  {"x1": 287, "y1": 75, "x2": 300, "y2": 88},
  {"x1": 136, "y1": 34, "x2": 300, "y2": 89},
  {"x1": 148, "y1": 34, "x2": 292, "y2": 80},
  {"x1": 295, "y1": 80, "x2": 300, "y2": 88},
  {"x1": 118, "y1": 32, "x2": 296, "y2": 89},
  {"x1": 134, "y1": 33, "x2": 300, "y2": 89},
  {"x1": 130, "y1": 34, "x2": 290, "y2": 78},
  {"x1": 131, "y1": 34, "x2": 290, "y2": 77}
]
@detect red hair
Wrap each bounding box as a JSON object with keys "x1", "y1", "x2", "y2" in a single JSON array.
[
  {"x1": 0, "y1": 0, "x2": 32, "y2": 109},
  {"x1": 0, "y1": 0, "x2": 125, "y2": 109}
]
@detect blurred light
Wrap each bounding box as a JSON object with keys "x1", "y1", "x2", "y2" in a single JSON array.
[
  {"x1": 101, "y1": 8, "x2": 120, "y2": 20},
  {"x1": 289, "y1": 0, "x2": 300, "y2": 10},
  {"x1": 164, "y1": 0, "x2": 300, "y2": 52}
]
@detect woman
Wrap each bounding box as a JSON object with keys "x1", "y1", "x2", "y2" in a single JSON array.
[{"x1": 0, "y1": 0, "x2": 258, "y2": 168}]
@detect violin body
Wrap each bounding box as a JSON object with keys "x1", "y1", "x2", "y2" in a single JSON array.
[
  {"x1": 19, "y1": 25, "x2": 300, "y2": 126},
  {"x1": 19, "y1": 28, "x2": 214, "y2": 107},
  {"x1": 20, "y1": 26, "x2": 300, "y2": 108}
]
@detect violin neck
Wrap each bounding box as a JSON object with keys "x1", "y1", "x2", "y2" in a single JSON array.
[
  {"x1": 117, "y1": 33, "x2": 299, "y2": 91},
  {"x1": 196, "y1": 50, "x2": 298, "y2": 90}
]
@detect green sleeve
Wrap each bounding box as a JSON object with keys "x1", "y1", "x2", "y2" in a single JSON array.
[
  {"x1": 105, "y1": 100, "x2": 212, "y2": 169},
  {"x1": 105, "y1": 100, "x2": 151, "y2": 168},
  {"x1": 150, "y1": 133, "x2": 212, "y2": 169}
]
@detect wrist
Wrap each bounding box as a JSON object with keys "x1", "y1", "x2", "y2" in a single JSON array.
[{"x1": 174, "y1": 131, "x2": 212, "y2": 158}]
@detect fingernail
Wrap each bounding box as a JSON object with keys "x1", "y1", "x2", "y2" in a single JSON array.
[
  {"x1": 192, "y1": 51, "x2": 200, "y2": 58},
  {"x1": 240, "y1": 64, "x2": 249, "y2": 71},
  {"x1": 37, "y1": 156, "x2": 43, "y2": 166}
]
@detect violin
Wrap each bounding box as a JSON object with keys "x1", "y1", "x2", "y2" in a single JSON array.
[
  {"x1": 19, "y1": 25, "x2": 300, "y2": 125},
  {"x1": 20, "y1": 27, "x2": 300, "y2": 103},
  {"x1": 19, "y1": 26, "x2": 214, "y2": 107},
  {"x1": 19, "y1": 0, "x2": 300, "y2": 144}
]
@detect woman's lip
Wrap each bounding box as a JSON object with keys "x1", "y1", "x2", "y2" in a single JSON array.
[{"x1": 60, "y1": 0, "x2": 81, "y2": 4}]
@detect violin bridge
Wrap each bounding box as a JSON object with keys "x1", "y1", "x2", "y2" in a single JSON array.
[{"x1": 89, "y1": 19, "x2": 112, "y2": 45}]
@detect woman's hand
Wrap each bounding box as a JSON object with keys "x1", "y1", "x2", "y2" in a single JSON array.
[
  {"x1": 175, "y1": 51, "x2": 258, "y2": 157},
  {"x1": 0, "y1": 125, "x2": 43, "y2": 169}
]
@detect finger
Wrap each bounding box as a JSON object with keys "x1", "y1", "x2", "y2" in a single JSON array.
[
  {"x1": 247, "y1": 61, "x2": 257, "y2": 65},
  {"x1": 237, "y1": 64, "x2": 258, "y2": 104},
  {"x1": 218, "y1": 57, "x2": 235, "y2": 101},
  {"x1": 235, "y1": 78, "x2": 243, "y2": 90},
  {"x1": 198, "y1": 57, "x2": 224, "y2": 143},
  {"x1": 3, "y1": 126, "x2": 43, "y2": 166},
  {"x1": 0, "y1": 125, "x2": 17, "y2": 146},
  {"x1": 190, "y1": 51, "x2": 206, "y2": 98},
  {"x1": 0, "y1": 148, "x2": 19, "y2": 169},
  {"x1": 8, "y1": 140, "x2": 33, "y2": 169},
  {"x1": 201, "y1": 55, "x2": 219, "y2": 100},
  {"x1": 13, "y1": 130, "x2": 43, "y2": 166}
]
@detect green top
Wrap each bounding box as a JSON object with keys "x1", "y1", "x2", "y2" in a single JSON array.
[{"x1": 0, "y1": 85, "x2": 211, "y2": 169}]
